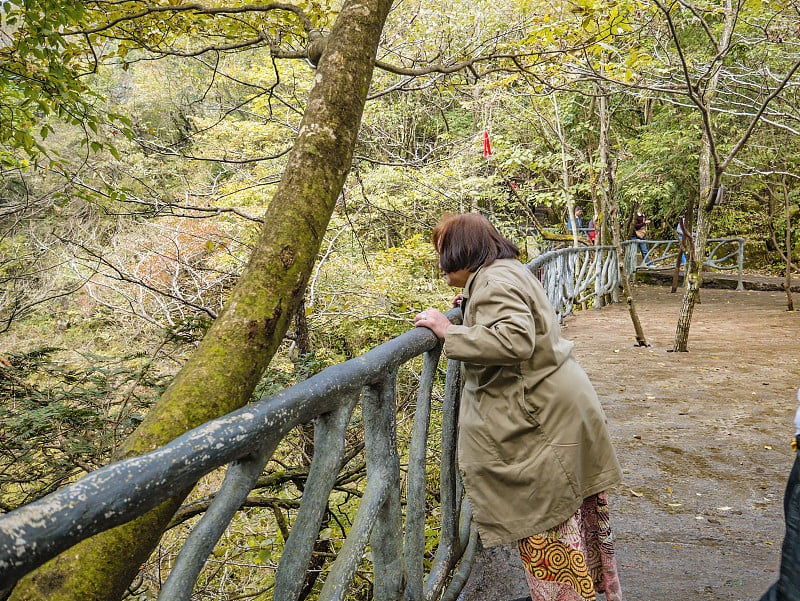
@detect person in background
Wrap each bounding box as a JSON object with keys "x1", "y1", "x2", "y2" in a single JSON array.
[
  {"x1": 676, "y1": 219, "x2": 692, "y2": 265},
  {"x1": 568, "y1": 206, "x2": 584, "y2": 233},
  {"x1": 414, "y1": 213, "x2": 624, "y2": 601},
  {"x1": 632, "y1": 210, "x2": 651, "y2": 264},
  {"x1": 588, "y1": 212, "x2": 599, "y2": 244}
]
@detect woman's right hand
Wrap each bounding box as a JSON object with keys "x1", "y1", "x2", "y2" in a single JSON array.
[
  {"x1": 414, "y1": 308, "x2": 451, "y2": 339},
  {"x1": 452, "y1": 293, "x2": 464, "y2": 308}
]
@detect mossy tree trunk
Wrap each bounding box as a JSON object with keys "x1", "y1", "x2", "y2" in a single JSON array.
[{"x1": 8, "y1": 0, "x2": 393, "y2": 599}]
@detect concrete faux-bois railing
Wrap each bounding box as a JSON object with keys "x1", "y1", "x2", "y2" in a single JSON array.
[{"x1": 0, "y1": 238, "x2": 744, "y2": 600}]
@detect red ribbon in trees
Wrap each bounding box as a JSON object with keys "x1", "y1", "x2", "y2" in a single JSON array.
[{"x1": 482, "y1": 131, "x2": 492, "y2": 157}]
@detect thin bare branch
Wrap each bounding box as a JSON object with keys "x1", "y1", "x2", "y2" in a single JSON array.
[
  {"x1": 76, "y1": 3, "x2": 316, "y2": 37},
  {"x1": 720, "y1": 56, "x2": 800, "y2": 172}
]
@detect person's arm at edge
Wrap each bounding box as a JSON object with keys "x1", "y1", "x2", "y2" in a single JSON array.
[{"x1": 443, "y1": 281, "x2": 535, "y2": 365}]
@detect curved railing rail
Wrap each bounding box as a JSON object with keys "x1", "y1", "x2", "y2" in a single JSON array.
[
  {"x1": 624, "y1": 237, "x2": 745, "y2": 291},
  {"x1": 528, "y1": 245, "x2": 620, "y2": 320},
  {"x1": 0, "y1": 312, "x2": 474, "y2": 601},
  {"x1": 0, "y1": 235, "x2": 744, "y2": 601},
  {"x1": 525, "y1": 237, "x2": 745, "y2": 321}
]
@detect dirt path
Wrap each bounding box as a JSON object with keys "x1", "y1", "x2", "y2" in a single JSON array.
[
  {"x1": 458, "y1": 284, "x2": 800, "y2": 601},
  {"x1": 565, "y1": 285, "x2": 800, "y2": 600}
]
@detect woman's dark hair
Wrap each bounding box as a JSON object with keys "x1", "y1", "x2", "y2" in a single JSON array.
[{"x1": 433, "y1": 213, "x2": 519, "y2": 273}]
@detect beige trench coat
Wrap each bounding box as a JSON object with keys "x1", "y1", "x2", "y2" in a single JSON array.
[{"x1": 444, "y1": 259, "x2": 622, "y2": 547}]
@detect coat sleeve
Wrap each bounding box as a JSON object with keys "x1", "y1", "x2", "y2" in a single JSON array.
[{"x1": 444, "y1": 279, "x2": 535, "y2": 365}]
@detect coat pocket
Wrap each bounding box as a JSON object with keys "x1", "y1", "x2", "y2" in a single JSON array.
[{"x1": 468, "y1": 373, "x2": 541, "y2": 464}]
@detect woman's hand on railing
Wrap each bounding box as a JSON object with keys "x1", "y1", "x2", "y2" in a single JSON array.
[{"x1": 414, "y1": 308, "x2": 451, "y2": 339}]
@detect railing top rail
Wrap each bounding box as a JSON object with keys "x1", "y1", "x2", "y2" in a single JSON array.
[
  {"x1": 527, "y1": 238, "x2": 743, "y2": 264},
  {"x1": 632, "y1": 237, "x2": 744, "y2": 244},
  {"x1": 526, "y1": 245, "x2": 615, "y2": 269}
]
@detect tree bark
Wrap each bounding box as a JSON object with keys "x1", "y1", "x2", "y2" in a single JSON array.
[
  {"x1": 672, "y1": 0, "x2": 735, "y2": 352},
  {"x1": 595, "y1": 84, "x2": 647, "y2": 346},
  {"x1": 8, "y1": 1, "x2": 393, "y2": 600},
  {"x1": 766, "y1": 184, "x2": 800, "y2": 274},
  {"x1": 551, "y1": 93, "x2": 579, "y2": 247}
]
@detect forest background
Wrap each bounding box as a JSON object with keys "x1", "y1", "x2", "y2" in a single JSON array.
[{"x1": 1, "y1": 0, "x2": 799, "y2": 600}]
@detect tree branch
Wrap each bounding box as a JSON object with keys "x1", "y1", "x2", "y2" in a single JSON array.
[
  {"x1": 53, "y1": 234, "x2": 220, "y2": 320},
  {"x1": 77, "y1": 3, "x2": 316, "y2": 36},
  {"x1": 720, "y1": 55, "x2": 800, "y2": 172},
  {"x1": 654, "y1": 0, "x2": 720, "y2": 169}
]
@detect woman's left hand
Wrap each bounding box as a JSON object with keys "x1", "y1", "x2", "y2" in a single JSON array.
[{"x1": 414, "y1": 308, "x2": 450, "y2": 339}]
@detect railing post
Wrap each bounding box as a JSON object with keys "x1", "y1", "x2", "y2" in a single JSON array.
[
  {"x1": 157, "y1": 431, "x2": 286, "y2": 601},
  {"x1": 546, "y1": 259, "x2": 558, "y2": 313},
  {"x1": 624, "y1": 241, "x2": 636, "y2": 283},
  {"x1": 737, "y1": 237, "x2": 745, "y2": 291},
  {"x1": 594, "y1": 248, "x2": 605, "y2": 309},
  {"x1": 365, "y1": 370, "x2": 404, "y2": 601},
  {"x1": 439, "y1": 513, "x2": 478, "y2": 601},
  {"x1": 423, "y1": 358, "x2": 463, "y2": 601},
  {"x1": 272, "y1": 395, "x2": 359, "y2": 601},
  {"x1": 404, "y1": 346, "x2": 442, "y2": 601},
  {"x1": 317, "y1": 378, "x2": 401, "y2": 601}
]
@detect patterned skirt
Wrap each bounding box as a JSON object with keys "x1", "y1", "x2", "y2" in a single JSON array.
[{"x1": 517, "y1": 492, "x2": 623, "y2": 601}]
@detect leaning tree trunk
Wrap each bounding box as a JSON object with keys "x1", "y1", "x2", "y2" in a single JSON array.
[
  {"x1": 596, "y1": 81, "x2": 647, "y2": 346},
  {"x1": 7, "y1": 1, "x2": 393, "y2": 600}
]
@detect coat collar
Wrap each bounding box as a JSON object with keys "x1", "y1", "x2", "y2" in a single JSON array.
[
  {"x1": 461, "y1": 262, "x2": 489, "y2": 301},
  {"x1": 462, "y1": 258, "x2": 522, "y2": 300}
]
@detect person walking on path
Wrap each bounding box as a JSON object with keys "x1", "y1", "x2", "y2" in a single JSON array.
[
  {"x1": 569, "y1": 207, "x2": 584, "y2": 233},
  {"x1": 676, "y1": 219, "x2": 692, "y2": 265},
  {"x1": 414, "y1": 213, "x2": 624, "y2": 601},
  {"x1": 632, "y1": 210, "x2": 651, "y2": 264},
  {"x1": 588, "y1": 213, "x2": 599, "y2": 244}
]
